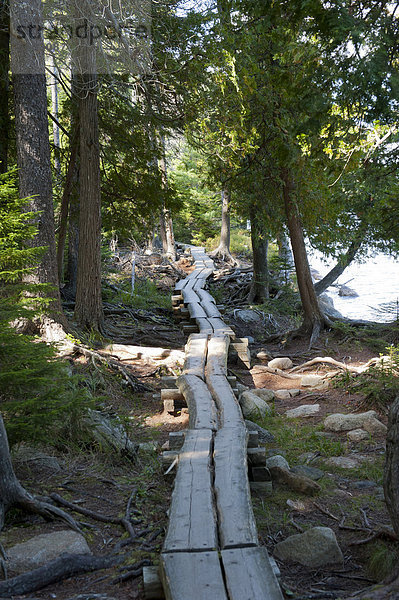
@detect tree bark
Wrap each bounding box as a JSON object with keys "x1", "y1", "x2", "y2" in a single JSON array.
[
  {"x1": 73, "y1": 1, "x2": 104, "y2": 331},
  {"x1": 10, "y1": 0, "x2": 67, "y2": 335},
  {"x1": 248, "y1": 205, "x2": 269, "y2": 303},
  {"x1": 282, "y1": 169, "x2": 325, "y2": 344},
  {"x1": 158, "y1": 136, "x2": 176, "y2": 261},
  {"x1": 210, "y1": 189, "x2": 237, "y2": 264},
  {"x1": 0, "y1": 0, "x2": 9, "y2": 174},
  {"x1": 314, "y1": 231, "x2": 365, "y2": 296},
  {"x1": 384, "y1": 395, "x2": 399, "y2": 537}
]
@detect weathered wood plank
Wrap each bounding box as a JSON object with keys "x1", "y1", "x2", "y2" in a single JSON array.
[
  {"x1": 202, "y1": 301, "x2": 221, "y2": 318},
  {"x1": 214, "y1": 426, "x2": 258, "y2": 548},
  {"x1": 182, "y1": 289, "x2": 201, "y2": 305},
  {"x1": 183, "y1": 334, "x2": 208, "y2": 379},
  {"x1": 221, "y1": 547, "x2": 284, "y2": 600},
  {"x1": 196, "y1": 288, "x2": 216, "y2": 305},
  {"x1": 195, "y1": 318, "x2": 213, "y2": 334},
  {"x1": 177, "y1": 374, "x2": 218, "y2": 430},
  {"x1": 206, "y1": 375, "x2": 243, "y2": 428},
  {"x1": 188, "y1": 302, "x2": 208, "y2": 320},
  {"x1": 175, "y1": 278, "x2": 188, "y2": 291},
  {"x1": 206, "y1": 335, "x2": 229, "y2": 377},
  {"x1": 160, "y1": 551, "x2": 228, "y2": 600},
  {"x1": 163, "y1": 429, "x2": 217, "y2": 552},
  {"x1": 208, "y1": 317, "x2": 235, "y2": 336}
]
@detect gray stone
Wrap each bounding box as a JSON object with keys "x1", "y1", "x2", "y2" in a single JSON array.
[
  {"x1": 347, "y1": 429, "x2": 369, "y2": 442},
  {"x1": 247, "y1": 336, "x2": 255, "y2": 344},
  {"x1": 7, "y1": 531, "x2": 91, "y2": 573},
  {"x1": 290, "y1": 465, "x2": 324, "y2": 481},
  {"x1": 286, "y1": 404, "x2": 320, "y2": 418},
  {"x1": 250, "y1": 388, "x2": 276, "y2": 403},
  {"x1": 275, "y1": 389, "x2": 300, "y2": 400},
  {"x1": 338, "y1": 285, "x2": 358, "y2": 297},
  {"x1": 235, "y1": 309, "x2": 263, "y2": 324},
  {"x1": 301, "y1": 374, "x2": 328, "y2": 389},
  {"x1": 268, "y1": 357, "x2": 293, "y2": 370},
  {"x1": 325, "y1": 455, "x2": 372, "y2": 469},
  {"x1": 319, "y1": 295, "x2": 344, "y2": 320},
  {"x1": 274, "y1": 527, "x2": 343, "y2": 568},
  {"x1": 256, "y1": 350, "x2": 271, "y2": 361},
  {"x1": 12, "y1": 446, "x2": 62, "y2": 472},
  {"x1": 352, "y1": 480, "x2": 377, "y2": 490},
  {"x1": 236, "y1": 383, "x2": 249, "y2": 395},
  {"x1": 267, "y1": 448, "x2": 286, "y2": 457},
  {"x1": 266, "y1": 455, "x2": 290, "y2": 470},
  {"x1": 324, "y1": 411, "x2": 387, "y2": 436},
  {"x1": 245, "y1": 420, "x2": 275, "y2": 443},
  {"x1": 239, "y1": 391, "x2": 272, "y2": 419}
]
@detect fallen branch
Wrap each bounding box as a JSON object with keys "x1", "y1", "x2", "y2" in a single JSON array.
[
  {"x1": 0, "y1": 553, "x2": 121, "y2": 597},
  {"x1": 251, "y1": 365, "x2": 302, "y2": 380}
]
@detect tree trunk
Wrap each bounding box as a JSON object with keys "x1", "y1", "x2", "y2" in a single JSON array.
[
  {"x1": 49, "y1": 54, "x2": 61, "y2": 179},
  {"x1": 73, "y1": 2, "x2": 104, "y2": 331},
  {"x1": 10, "y1": 0, "x2": 67, "y2": 336},
  {"x1": 314, "y1": 231, "x2": 365, "y2": 296},
  {"x1": 0, "y1": 414, "x2": 79, "y2": 534},
  {"x1": 64, "y1": 196, "x2": 80, "y2": 300},
  {"x1": 210, "y1": 189, "x2": 237, "y2": 264},
  {"x1": 158, "y1": 137, "x2": 176, "y2": 261},
  {"x1": 248, "y1": 205, "x2": 269, "y2": 303},
  {"x1": 384, "y1": 395, "x2": 399, "y2": 536},
  {"x1": 56, "y1": 125, "x2": 79, "y2": 284},
  {"x1": 282, "y1": 169, "x2": 325, "y2": 344},
  {"x1": 0, "y1": 0, "x2": 9, "y2": 174}
]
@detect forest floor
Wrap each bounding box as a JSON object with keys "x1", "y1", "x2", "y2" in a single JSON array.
[{"x1": 3, "y1": 251, "x2": 398, "y2": 600}]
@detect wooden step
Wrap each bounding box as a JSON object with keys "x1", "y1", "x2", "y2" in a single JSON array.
[{"x1": 177, "y1": 374, "x2": 218, "y2": 431}]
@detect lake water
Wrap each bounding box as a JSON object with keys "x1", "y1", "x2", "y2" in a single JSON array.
[{"x1": 308, "y1": 250, "x2": 399, "y2": 322}]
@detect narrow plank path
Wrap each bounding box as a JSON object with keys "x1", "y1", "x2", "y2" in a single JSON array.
[{"x1": 160, "y1": 245, "x2": 283, "y2": 600}]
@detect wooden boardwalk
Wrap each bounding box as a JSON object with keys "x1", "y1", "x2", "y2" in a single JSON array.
[{"x1": 160, "y1": 246, "x2": 283, "y2": 600}]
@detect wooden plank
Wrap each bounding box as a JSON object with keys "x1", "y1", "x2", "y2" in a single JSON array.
[
  {"x1": 214, "y1": 426, "x2": 258, "y2": 549},
  {"x1": 175, "y1": 278, "x2": 188, "y2": 291},
  {"x1": 163, "y1": 429, "x2": 218, "y2": 552},
  {"x1": 196, "y1": 289, "x2": 216, "y2": 305},
  {"x1": 195, "y1": 318, "x2": 213, "y2": 334},
  {"x1": 222, "y1": 547, "x2": 284, "y2": 600},
  {"x1": 177, "y1": 374, "x2": 218, "y2": 430},
  {"x1": 208, "y1": 317, "x2": 235, "y2": 336},
  {"x1": 206, "y1": 335, "x2": 229, "y2": 377},
  {"x1": 206, "y1": 375, "x2": 243, "y2": 428},
  {"x1": 182, "y1": 289, "x2": 201, "y2": 305},
  {"x1": 160, "y1": 551, "x2": 228, "y2": 600},
  {"x1": 188, "y1": 302, "x2": 207, "y2": 320},
  {"x1": 202, "y1": 301, "x2": 221, "y2": 318},
  {"x1": 183, "y1": 334, "x2": 208, "y2": 379}
]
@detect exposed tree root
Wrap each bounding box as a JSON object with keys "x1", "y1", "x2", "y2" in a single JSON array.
[
  {"x1": 289, "y1": 356, "x2": 383, "y2": 375},
  {"x1": 0, "y1": 552, "x2": 121, "y2": 597},
  {"x1": 209, "y1": 246, "x2": 239, "y2": 266}
]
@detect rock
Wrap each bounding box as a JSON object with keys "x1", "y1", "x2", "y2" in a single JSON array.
[
  {"x1": 290, "y1": 465, "x2": 324, "y2": 481},
  {"x1": 324, "y1": 411, "x2": 387, "y2": 436},
  {"x1": 239, "y1": 391, "x2": 272, "y2": 419},
  {"x1": 256, "y1": 350, "x2": 271, "y2": 361},
  {"x1": 338, "y1": 285, "x2": 358, "y2": 297},
  {"x1": 235, "y1": 309, "x2": 263, "y2": 324},
  {"x1": 301, "y1": 374, "x2": 328, "y2": 389},
  {"x1": 268, "y1": 357, "x2": 293, "y2": 370},
  {"x1": 286, "y1": 499, "x2": 307, "y2": 512},
  {"x1": 266, "y1": 455, "x2": 290, "y2": 470},
  {"x1": 274, "y1": 527, "x2": 343, "y2": 567},
  {"x1": 325, "y1": 455, "x2": 371, "y2": 469},
  {"x1": 250, "y1": 482, "x2": 273, "y2": 495},
  {"x1": 347, "y1": 429, "x2": 369, "y2": 442},
  {"x1": 275, "y1": 389, "x2": 300, "y2": 400},
  {"x1": 138, "y1": 442, "x2": 157, "y2": 453},
  {"x1": 86, "y1": 410, "x2": 138, "y2": 458},
  {"x1": 298, "y1": 451, "x2": 320, "y2": 464},
  {"x1": 250, "y1": 388, "x2": 276, "y2": 402},
  {"x1": 236, "y1": 383, "x2": 249, "y2": 395},
  {"x1": 247, "y1": 336, "x2": 255, "y2": 343},
  {"x1": 7, "y1": 531, "x2": 91, "y2": 573},
  {"x1": 269, "y1": 466, "x2": 321, "y2": 495},
  {"x1": 12, "y1": 446, "x2": 61, "y2": 472},
  {"x1": 68, "y1": 596, "x2": 118, "y2": 600},
  {"x1": 319, "y1": 294, "x2": 344, "y2": 320},
  {"x1": 286, "y1": 404, "x2": 320, "y2": 418},
  {"x1": 352, "y1": 480, "x2": 377, "y2": 490},
  {"x1": 245, "y1": 420, "x2": 275, "y2": 443}
]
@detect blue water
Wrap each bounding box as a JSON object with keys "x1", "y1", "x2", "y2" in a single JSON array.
[{"x1": 308, "y1": 250, "x2": 399, "y2": 322}]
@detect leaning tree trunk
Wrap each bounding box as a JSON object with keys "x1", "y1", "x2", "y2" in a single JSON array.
[
  {"x1": 248, "y1": 205, "x2": 269, "y2": 303},
  {"x1": 0, "y1": 0, "x2": 9, "y2": 174},
  {"x1": 73, "y1": 1, "x2": 104, "y2": 332},
  {"x1": 10, "y1": 0, "x2": 67, "y2": 338},
  {"x1": 282, "y1": 169, "x2": 326, "y2": 345},
  {"x1": 210, "y1": 189, "x2": 237, "y2": 264},
  {"x1": 314, "y1": 230, "x2": 365, "y2": 296}
]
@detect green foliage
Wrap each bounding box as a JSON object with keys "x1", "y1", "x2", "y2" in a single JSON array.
[
  {"x1": 0, "y1": 171, "x2": 91, "y2": 447},
  {"x1": 205, "y1": 228, "x2": 252, "y2": 256},
  {"x1": 367, "y1": 542, "x2": 399, "y2": 582}
]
